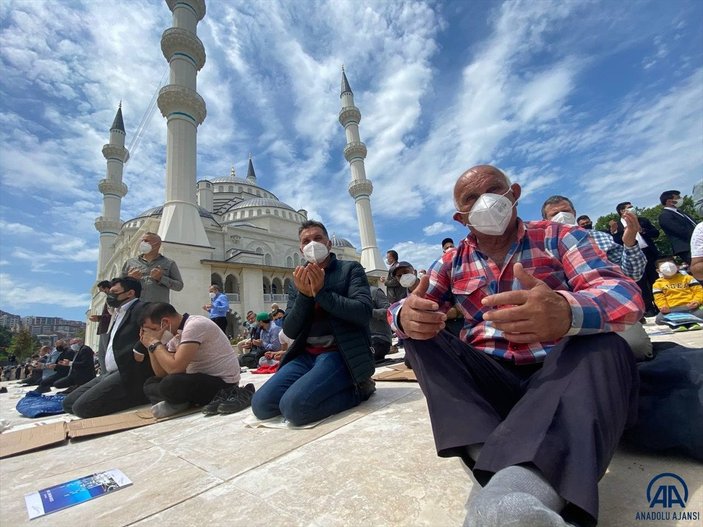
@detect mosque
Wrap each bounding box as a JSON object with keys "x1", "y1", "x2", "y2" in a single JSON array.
[{"x1": 85, "y1": 0, "x2": 385, "y2": 348}]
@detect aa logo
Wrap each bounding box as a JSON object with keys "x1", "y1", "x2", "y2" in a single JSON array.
[{"x1": 647, "y1": 473, "x2": 688, "y2": 509}]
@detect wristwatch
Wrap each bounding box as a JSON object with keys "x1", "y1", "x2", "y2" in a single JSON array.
[{"x1": 147, "y1": 342, "x2": 163, "y2": 353}]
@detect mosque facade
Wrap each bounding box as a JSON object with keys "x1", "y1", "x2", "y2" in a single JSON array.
[{"x1": 86, "y1": 0, "x2": 382, "y2": 349}]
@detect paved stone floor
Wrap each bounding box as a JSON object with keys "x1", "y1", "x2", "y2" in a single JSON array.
[{"x1": 0, "y1": 321, "x2": 701, "y2": 526}]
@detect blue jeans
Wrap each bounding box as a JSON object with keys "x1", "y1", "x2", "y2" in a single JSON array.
[{"x1": 251, "y1": 351, "x2": 361, "y2": 426}]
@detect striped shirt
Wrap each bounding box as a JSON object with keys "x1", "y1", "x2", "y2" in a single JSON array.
[{"x1": 389, "y1": 219, "x2": 644, "y2": 364}]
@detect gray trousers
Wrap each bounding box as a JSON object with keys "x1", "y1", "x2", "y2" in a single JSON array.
[{"x1": 404, "y1": 331, "x2": 638, "y2": 527}]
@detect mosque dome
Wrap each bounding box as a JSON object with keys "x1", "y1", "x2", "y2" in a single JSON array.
[
  {"x1": 330, "y1": 235, "x2": 355, "y2": 249},
  {"x1": 228, "y1": 197, "x2": 296, "y2": 212}
]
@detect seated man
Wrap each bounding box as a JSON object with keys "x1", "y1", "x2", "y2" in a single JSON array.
[
  {"x1": 32, "y1": 340, "x2": 74, "y2": 394},
  {"x1": 369, "y1": 285, "x2": 392, "y2": 363},
  {"x1": 252, "y1": 312, "x2": 282, "y2": 367},
  {"x1": 391, "y1": 165, "x2": 643, "y2": 527},
  {"x1": 138, "y1": 302, "x2": 245, "y2": 417},
  {"x1": 251, "y1": 220, "x2": 376, "y2": 426},
  {"x1": 63, "y1": 277, "x2": 153, "y2": 418},
  {"x1": 21, "y1": 347, "x2": 50, "y2": 386},
  {"x1": 653, "y1": 257, "x2": 703, "y2": 331},
  {"x1": 236, "y1": 310, "x2": 262, "y2": 358},
  {"x1": 542, "y1": 195, "x2": 653, "y2": 360},
  {"x1": 52, "y1": 338, "x2": 96, "y2": 393}
]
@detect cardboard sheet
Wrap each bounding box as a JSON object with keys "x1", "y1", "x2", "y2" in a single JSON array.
[
  {"x1": 0, "y1": 422, "x2": 68, "y2": 458},
  {"x1": 67, "y1": 411, "x2": 157, "y2": 438},
  {"x1": 373, "y1": 364, "x2": 417, "y2": 382}
]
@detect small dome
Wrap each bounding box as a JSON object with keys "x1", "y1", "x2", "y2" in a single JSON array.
[
  {"x1": 128, "y1": 205, "x2": 215, "y2": 221},
  {"x1": 228, "y1": 197, "x2": 296, "y2": 212},
  {"x1": 209, "y1": 175, "x2": 249, "y2": 185},
  {"x1": 331, "y1": 235, "x2": 355, "y2": 249}
]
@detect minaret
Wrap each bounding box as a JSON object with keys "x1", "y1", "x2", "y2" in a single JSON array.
[
  {"x1": 246, "y1": 155, "x2": 257, "y2": 183},
  {"x1": 156, "y1": 0, "x2": 209, "y2": 247},
  {"x1": 95, "y1": 104, "x2": 129, "y2": 275},
  {"x1": 338, "y1": 68, "x2": 385, "y2": 273}
]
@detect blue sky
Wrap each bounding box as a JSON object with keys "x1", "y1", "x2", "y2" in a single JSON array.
[{"x1": 1, "y1": 0, "x2": 702, "y2": 321}]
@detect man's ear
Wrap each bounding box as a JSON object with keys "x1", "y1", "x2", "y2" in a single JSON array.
[
  {"x1": 510, "y1": 183, "x2": 522, "y2": 202},
  {"x1": 453, "y1": 212, "x2": 466, "y2": 225}
]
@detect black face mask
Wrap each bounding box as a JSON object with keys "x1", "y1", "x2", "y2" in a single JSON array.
[
  {"x1": 106, "y1": 293, "x2": 125, "y2": 308},
  {"x1": 582, "y1": 222, "x2": 593, "y2": 230}
]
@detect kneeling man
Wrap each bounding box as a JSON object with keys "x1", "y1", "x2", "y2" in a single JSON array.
[
  {"x1": 251, "y1": 220, "x2": 375, "y2": 426},
  {"x1": 139, "y1": 302, "x2": 242, "y2": 417}
]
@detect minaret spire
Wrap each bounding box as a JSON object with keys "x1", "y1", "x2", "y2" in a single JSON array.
[
  {"x1": 246, "y1": 155, "x2": 257, "y2": 183},
  {"x1": 95, "y1": 104, "x2": 129, "y2": 276},
  {"x1": 338, "y1": 68, "x2": 385, "y2": 273},
  {"x1": 156, "y1": 0, "x2": 209, "y2": 246}
]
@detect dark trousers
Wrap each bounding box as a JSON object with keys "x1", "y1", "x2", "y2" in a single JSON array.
[
  {"x1": 62, "y1": 371, "x2": 149, "y2": 418},
  {"x1": 211, "y1": 316, "x2": 228, "y2": 334},
  {"x1": 637, "y1": 253, "x2": 659, "y2": 313},
  {"x1": 143, "y1": 373, "x2": 230, "y2": 405},
  {"x1": 371, "y1": 337, "x2": 391, "y2": 362},
  {"x1": 404, "y1": 331, "x2": 638, "y2": 527},
  {"x1": 53, "y1": 372, "x2": 95, "y2": 389},
  {"x1": 35, "y1": 372, "x2": 63, "y2": 392}
]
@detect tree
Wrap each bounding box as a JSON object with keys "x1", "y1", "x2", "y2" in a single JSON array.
[
  {"x1": 594, "y1": 195, "x2": 701, "y2": 258},
  {"x1": 7, "y1": 328, "x2": 39, "y2": 362}
]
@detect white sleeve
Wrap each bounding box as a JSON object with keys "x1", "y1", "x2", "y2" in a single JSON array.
[{"x1": 691, "y1": 223, "x2": 703, "y2": 258}]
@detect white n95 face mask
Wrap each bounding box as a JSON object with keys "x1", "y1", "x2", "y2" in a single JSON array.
[
  {"x1": 303, "y1": 240, "x2": 329, "y2": 264},
  {"x1": 138, "y1": 241, "x2": 152, "y2": 254},
  {"x1": 399, "y1": 273, "x2": 417, "y2": 288},
  {"x1": 659, "y1": 262, "x2": 678, "y2": 277},
  {"x1": 551, "y1": 211, "x2": 577, "y2": 225},
  {"x1": 673, "y1": 198, "x2": 684, "y2": 207},
  {"x1": 466, "y1": 191, "x2": 515, "y2": 236}
]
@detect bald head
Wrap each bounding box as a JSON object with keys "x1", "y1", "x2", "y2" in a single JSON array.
[{"x1": 453, "y1": 165, "x2": 515, "y2": 212}]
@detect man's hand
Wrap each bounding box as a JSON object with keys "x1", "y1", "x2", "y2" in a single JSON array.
[
  {"x1": 621, "y1": 210, "x2": 641, "y2": 247},
  {"x1": 202, "y1": 304, "x2": 211, "y2": 311},
  {"x1": 127, "y1": 267, "x2": 143, "y2": 279},
  {"x1": 58, "y1": 359, "x2": 70, "y2": 366},
  {"x1": 139, "y1": 327, "x2": 163, "y2": 348},
  {"x1": 252, "y1": 339, "x2": 262, "y2": 347},
  {"x1": 89, "y1": 314, "x2": 101, "y2": 322},
  {"x1": 659, "y1": 306, "x2": 671, "y2": 314},
  {"x1": 482, "y1": 263, "x2": 572, "y2": 343},
  {"x1": 150, "y1": 266, "x2": 163, "y2": 281},
  {"x1": 397, "y1": 275, "x2": 446, "y2": 339},
  {"x1": 292, "y1": 264, "x2": 325, "y2": 297},
  {"x1": 686, "y1": 302, "x2": 699, "y2": 310}
]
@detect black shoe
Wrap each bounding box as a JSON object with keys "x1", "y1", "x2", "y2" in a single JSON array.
[
  {"x1": 202, "y1": 386, "x2": 237, "y2": 415},
  {"x1": 358, "y1": 378, "x2": 376, "y2": 401},
  {"x1": 218, "y1": 383, "x2": 255, "y2": 415}
]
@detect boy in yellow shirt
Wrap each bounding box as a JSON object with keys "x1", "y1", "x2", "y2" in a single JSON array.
[{"x1": 653, "y1": 257, "x2": 703, "y2": 331}]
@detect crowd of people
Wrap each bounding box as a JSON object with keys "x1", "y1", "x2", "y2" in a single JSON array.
[{"x1": 5, "y1": 170, "x2": 702, "y2": 527}]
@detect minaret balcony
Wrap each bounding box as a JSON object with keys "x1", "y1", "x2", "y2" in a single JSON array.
[
  {"x1": 94, "y1": 217, "x2": 123, "y2": 234},
  {"x1": 161, "y1": 27, "x2": 206, "y2": 70},
  {"x1": 338, "y1": 106, "x2": 361, "y2": 126},
  {"x1": 344, "y1": 141, "x2": 367, "y2": 162},
  {"x1": 101, "y1": 144, "x2": 128, "y2": 162},
  {"x1": 98, "y1": 179, "x2": 128, "y2": 197},
  {"x1": 348, "y1": 179, "x2": 373, "y2": 198},
  {"x1": 166, "y1": 0, "x2": 206, "y2": 20},
  {"x1": 157, "y1": 84, "x2": 207, "y2": 124}
]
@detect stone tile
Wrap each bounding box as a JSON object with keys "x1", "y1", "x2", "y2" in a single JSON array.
[
  {"x1": 133, "y1": 383, "x2": 417, "y2": 481},
  {"x1": 1, "y1": 444, "x2": 221, "y2": 527}
]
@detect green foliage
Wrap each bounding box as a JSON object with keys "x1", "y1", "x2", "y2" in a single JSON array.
[
  {"x1": 7, "y1": 328, "x2": 40, "y2": 361},
  {"x1": 594, "y1": 195, "x2": 701, "y2": 258},
  {"x1": 0, "y1": 326, "x2": 12, "y2": 352}
]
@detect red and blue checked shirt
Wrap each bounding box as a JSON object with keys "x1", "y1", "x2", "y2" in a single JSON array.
[{"x1": 388, "y1": 219, "x2": 644, "y2": 364}]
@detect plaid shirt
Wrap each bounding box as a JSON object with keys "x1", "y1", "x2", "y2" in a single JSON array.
[
  {"x1": 389, "y1": 219, "x2": 644, "y2": 364},
  {"x1": 587, "y1": 229, "x2": 646, "y2": 281}
]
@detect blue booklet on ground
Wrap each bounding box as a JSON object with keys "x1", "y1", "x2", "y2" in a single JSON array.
[{"x1": 24, "y1": 468, "x2": 132, "y2": 520}]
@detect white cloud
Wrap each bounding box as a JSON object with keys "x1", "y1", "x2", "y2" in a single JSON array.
[
  {"x1": 0, "y1": 220, "x2": 35, "y2": 235},
  {"x1": 0, "y1": 273, "x2": 92, "y2": 309},
  {"x1": 423, "y1": 222, "x2": 454, "y2": 237},
  {"x1": 391, "y1": 241, "x2": 444, "y2": 272}
]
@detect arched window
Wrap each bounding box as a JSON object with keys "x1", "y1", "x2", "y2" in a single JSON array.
[
  {"x1": 262, "y1": 277, "x2": 271, "y2": 294},
  {"x1": 286, "y1": 256, "x2": 293, "y2": 267},
  {"x1": 211, "y1": 273, "x2": 223, "y2": 289},
  {"x1": 272, "y1": 278, "x2": 283, "y2": 295},
  {"x1": 284, "y1": 278, "x2": 292, "y2": 294},
  {"x1": 265, "y1": 254, "x2": 273, "y2": 266},
  {"x1": 228, "y1": 185, "x2": 234, "y2": 192},
  {"x1": 225, "y1": 274, "x2": 239, "y2": 294}
]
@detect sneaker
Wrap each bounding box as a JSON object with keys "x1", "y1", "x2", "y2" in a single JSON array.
[
  {"x1": 358, "y1": 378, "x2": 376, "y2": 401},
  {"x1": 202, "y1": 386, "x2": 237, "y2": 416},
  {"x1": 687, "y1": 323, "x2": 701, "y2": 331},
  {"x1": 672, "y1": 325, "x2": 689, "y2": 332},
  {"x1": 218, "y1": 383, "x2": 256, "y2": 415}
]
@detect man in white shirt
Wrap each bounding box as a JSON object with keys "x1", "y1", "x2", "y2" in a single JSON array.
[
  {"x1": 63, "y1": 277, "x2": 153, "y2": 417},
  {"x1": 139, "y1": 302, "x2": 247, "y2": 417}
]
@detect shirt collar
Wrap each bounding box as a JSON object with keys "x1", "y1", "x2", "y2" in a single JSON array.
[{"x1": 118, "y1": 298, "x2": 138, "y2": 314}]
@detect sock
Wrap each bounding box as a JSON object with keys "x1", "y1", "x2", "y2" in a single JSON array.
[
  {"x1": 151, "y1": 401, "x2": 189, "y2": 419},
  {"x1": 464, "y1": 465, "x2": 567, "y2": 527}
]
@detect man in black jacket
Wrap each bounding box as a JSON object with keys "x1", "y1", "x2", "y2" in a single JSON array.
[
  {"x1": 32, "y1": 340, "x2": 74, "y2": 393},
  {"x1": 611, "y1": 201, "x2": 660, "y2": 316},
  {"x1": 658, "y1": 190, "x2": 697, "y2": 264},
  {"x1": 52, "y1": 338, "x2": 96, "y2": 392},
  {"x1": 63, "y1": 277, "x2": 153, "y2": 418},
  {"x1": 251, "y1": 220, "x2": 375, "y2": 426}
]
